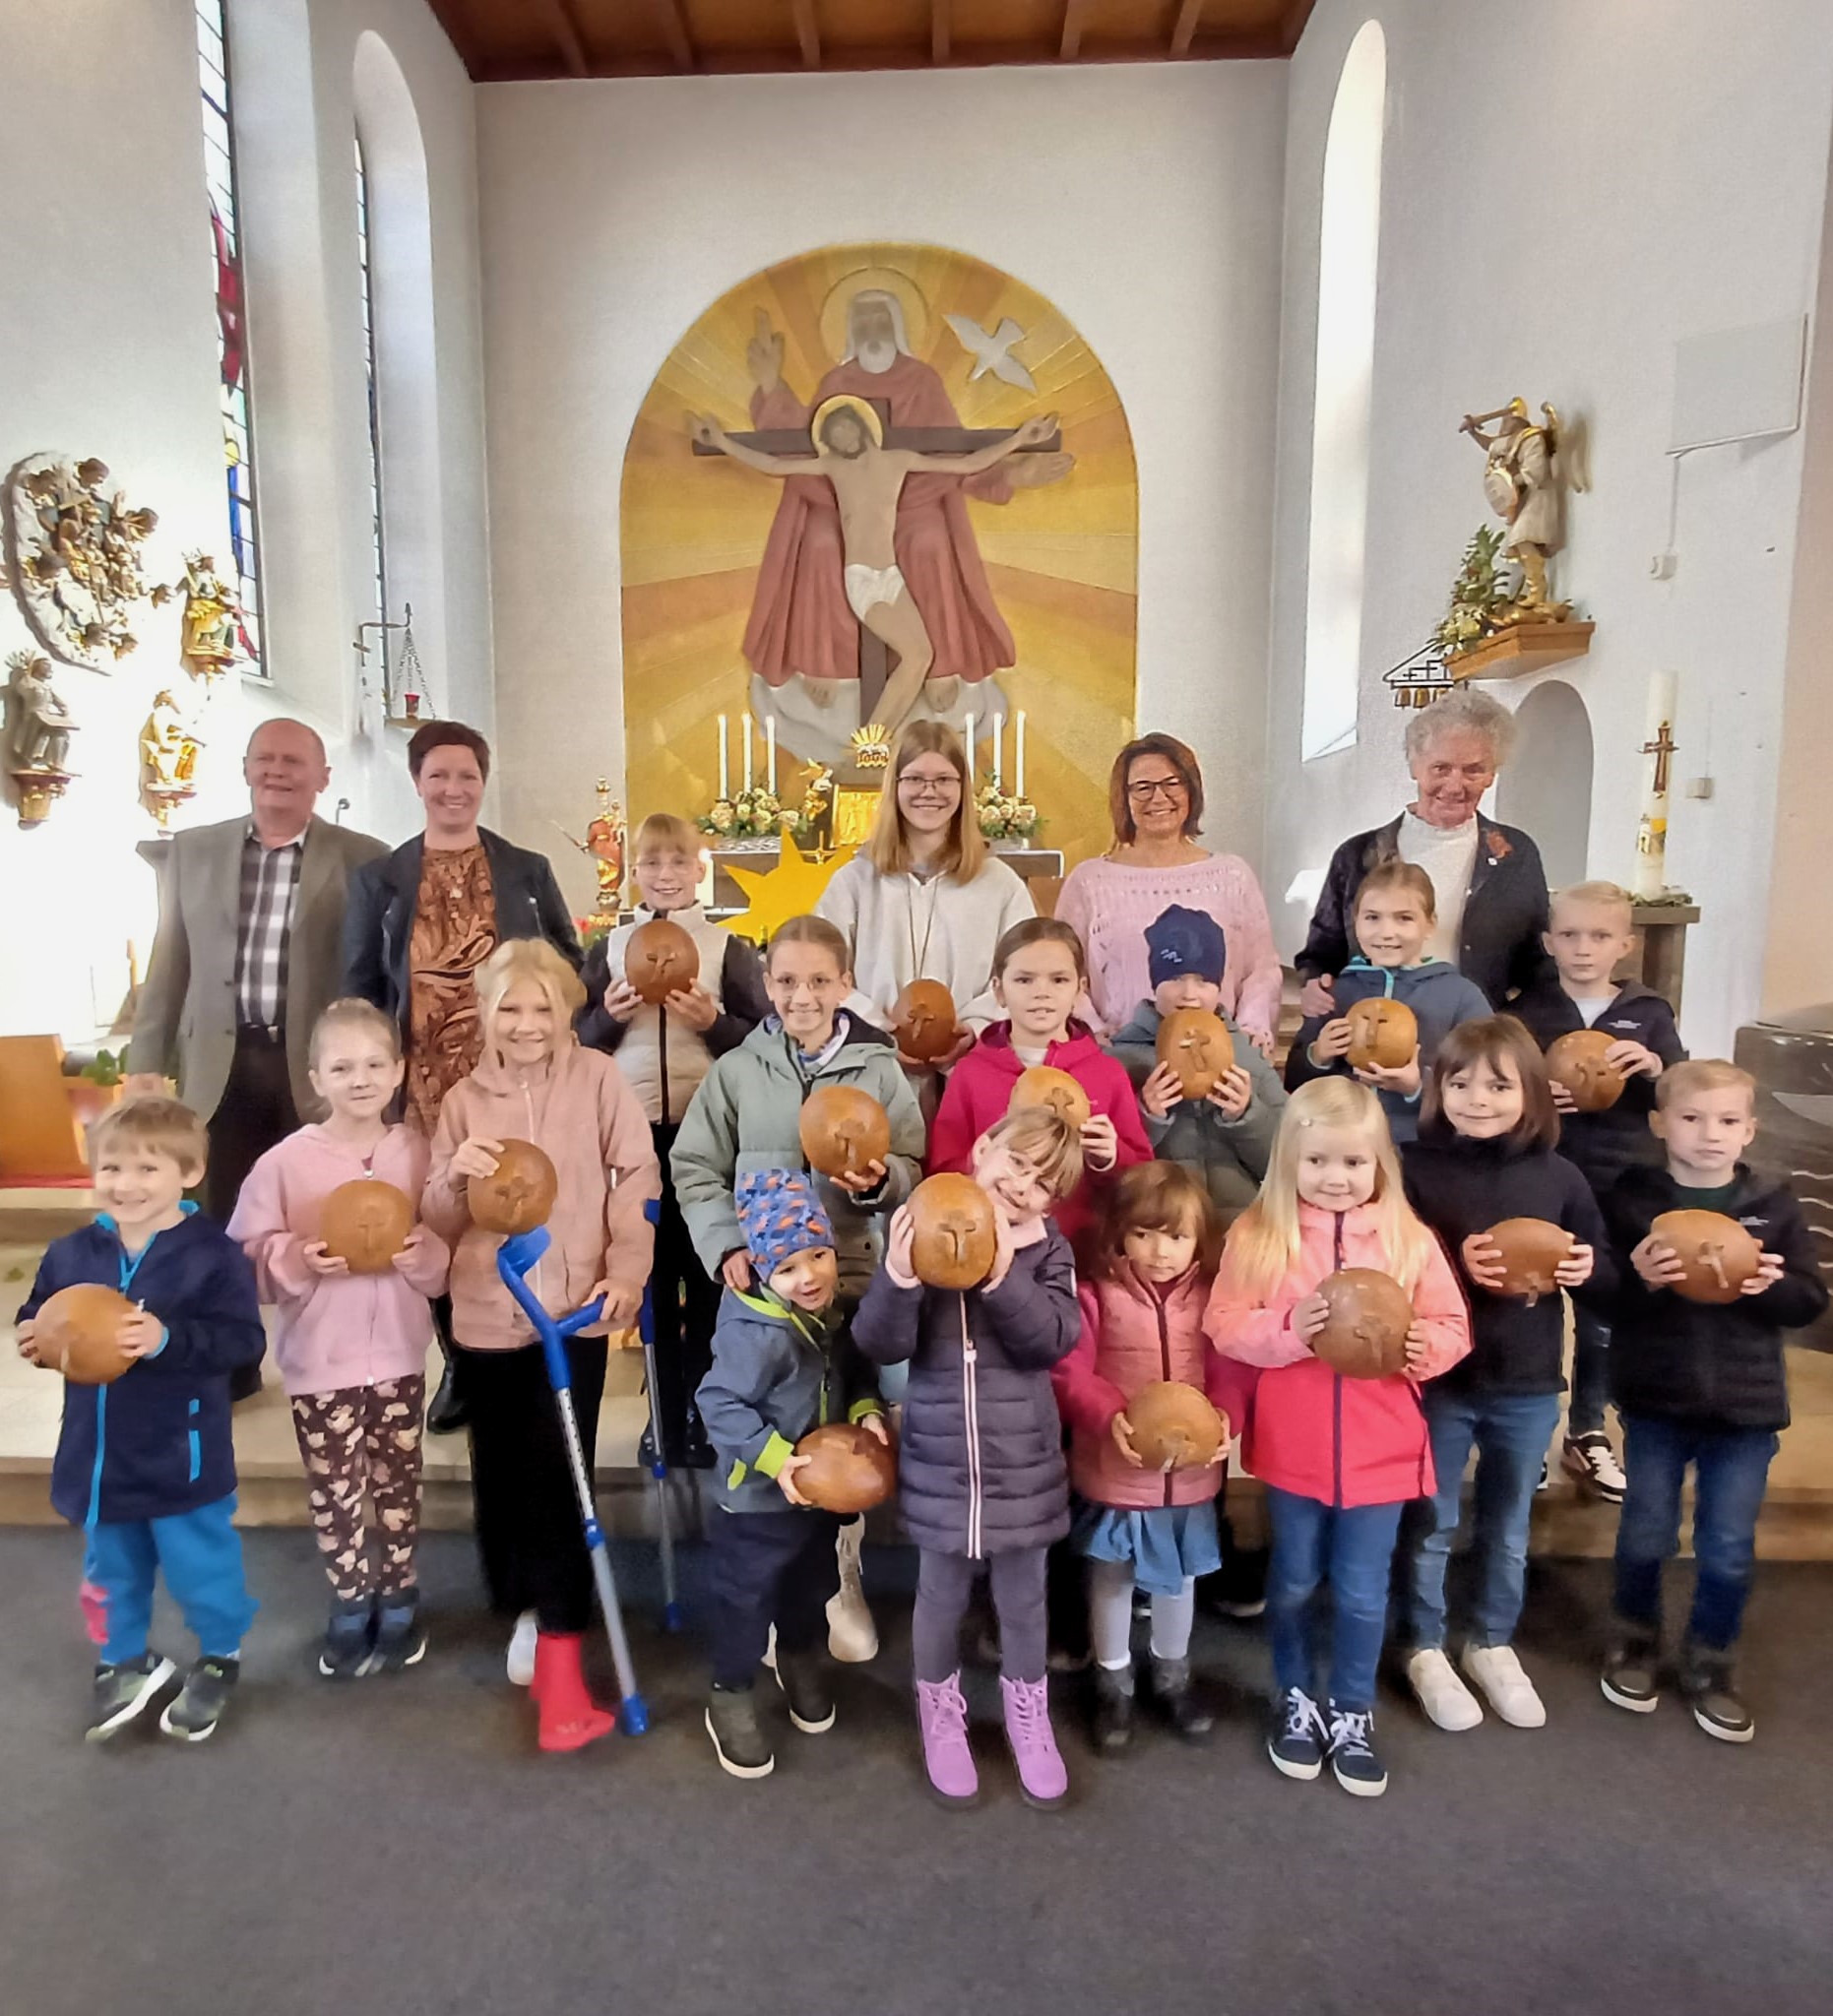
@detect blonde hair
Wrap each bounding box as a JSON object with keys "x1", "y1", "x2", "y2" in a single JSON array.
[
  {"x1": 1551, "y1": 879, "x2": 1634, "y2": 928},
  {"x1": 1222, "y1": 1079, "x2": 1436, "y2": 1300},
  {"x1": 474, "y1": 937, "x2": 586, "y2": 1026},
  {"x1": 865, "y1": 721, "x2": 987, "y2": 882},
  {"x1": 633, "y1": 812, "x2": 703, "y2": 859},
  {"x1": 310, "y1": 997, "x2": 401, "y2": 1069},
  {"x1": 1657, "y1": 1058, "x2": 1754, "y2": 1112},
  {"x1": 91, "y1": 1095, "x2": 208, "y2": 1177},
  {"x1": 982, "y1": 1105, "x2": 1085, "y2": 1202}
]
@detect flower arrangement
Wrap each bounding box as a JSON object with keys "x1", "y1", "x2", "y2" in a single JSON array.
[
  {"x1": 975, "y1": 782, "x2": 1041, "y2": 843},
  {"x1": 1436, "y1": 525, "x2": 1513, "y2": 656},
  {"x1": 698, "y1": 786, "x2": 785, "y2": 841}
]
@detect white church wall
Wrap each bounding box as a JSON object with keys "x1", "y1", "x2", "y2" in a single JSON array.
[
  {"x1": 1267, "y1": 0, "x2": 1833, "y2": 1053},
  {"x1": 476, "y1": 62, "x2": 1289, "y2": 913},
  {"x1": 0, "y1": 0, "x2": 489, "y2": 1044}
]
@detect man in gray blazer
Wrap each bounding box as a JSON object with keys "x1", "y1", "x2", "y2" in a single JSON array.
[{"x1": 128, "y1": 719, "x2": 387, "y2": 1385}]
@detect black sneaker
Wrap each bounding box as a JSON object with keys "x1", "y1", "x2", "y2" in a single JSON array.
[
  {"x1": 1325, "y1": 1701, "x2": 1387, "y2": 1797},
  {"x1": 1151, "y1": 1656, "x2": 1214, "y2": 1741},
  {"x1": 371, "y1": 1590, "x2": 427, "y2": 1674},
  {"x1": 1267, "y1": 1686, "x2": 1325, "y2": 1781},
  {"x1": 88, "y1": 1653, "x2": 177, "y2": 1742},
  {"x1": 773, "y1": 1647, "x2": 836, "y2": 1733},
  {"x1": 159, "y1": 1656, "x2": 239, "y2": 1742},
  {"x1": 1601, "y1": 1635, "x2": 1662, "y2": 1714},
  {"x1": 318, "y1": 1597, "x2": 373, "y2": 1680},
  {"x1": 1207, "y1": 1546, "x2": 1269, "y2": 1620},
  {"x1": 1680, "y1": 1648, "x2": 1754, "y2": 1743},
  {"x1": 705, "y1": 1683, "x2": 775, "y2": 1778},
  {"x1": 1093, "y1": 1663, "x2": 1135, "y2": 1753}
]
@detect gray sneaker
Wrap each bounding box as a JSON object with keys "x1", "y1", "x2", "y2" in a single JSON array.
[
  {"x1": 158, "y1": 1656, "x2": 239, "y2": 1742},
  {"x1": 88, "y1": 1653, "x2": 177, "y2": 1742},
  {"x1": 773, "y1": 1647, "x2": 836, "y2": 1733},
  {"x1": 705, "y1": 1683, "x2": 775, "y2": 1779}
]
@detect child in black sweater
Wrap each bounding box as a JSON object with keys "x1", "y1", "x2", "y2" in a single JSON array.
[{"x1": 1400, "y1": 1017, "x2": 1614, "y2": 1733}]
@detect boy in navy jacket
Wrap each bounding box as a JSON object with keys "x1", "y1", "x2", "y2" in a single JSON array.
[{"x1": 16, "y1": 1098, "x2": 266, "y2": 1742}]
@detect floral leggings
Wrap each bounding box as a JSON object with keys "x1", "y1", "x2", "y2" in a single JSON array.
[{"x1": 289, "y1": 1376, "x2": 426, "y2": 1602}]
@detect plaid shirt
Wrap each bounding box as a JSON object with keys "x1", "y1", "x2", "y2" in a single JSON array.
[{"x1": 234, "y1": 824, "x2": 304, "y2": 1030}]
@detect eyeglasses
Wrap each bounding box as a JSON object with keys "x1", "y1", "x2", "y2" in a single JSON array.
[
  {"x1": 1127, "y1": 776, "x2": 1187, "y2": 803},
  {"x1": 899, "y1": 773, "x2": 962, "y2": 798}
]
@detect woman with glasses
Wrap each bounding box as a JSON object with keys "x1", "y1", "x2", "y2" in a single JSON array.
[
  {"x1": 1055, "y1": 734, "x2": 1282, "y2": 1050},
  {"x1": 817, "y1": 721, "x2": 1034, "y2": 1100}
]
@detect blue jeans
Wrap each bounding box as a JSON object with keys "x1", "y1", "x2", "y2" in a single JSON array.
[
  {"x1": 82, "y1": 1494, "x2": 256, "y2": 1666},
  {"x1": 1406, "y1": 1390, "x2": 1562, "y2": 1651},
  {"x1": 1567, "y1": 1304, "x2": 1612, "y2": 1437},
  {"x1": 1614, "y1": 1414, "x2": 1778, "y2": 1652},
  {"x1": 1264, "y1": 1486, "x2": 1406, "y2": 1712}
]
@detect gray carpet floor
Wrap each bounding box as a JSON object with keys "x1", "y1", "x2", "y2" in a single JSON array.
[{"x1": 1, "y1": 1527, "x2": 1829, "y2": 2016}]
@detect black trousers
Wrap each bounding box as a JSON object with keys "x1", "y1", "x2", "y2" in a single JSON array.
[
  {"x1": 460, "y1": 1337, "x2": 607, "y2": 1635},
  {"x1": 206, "y1": 1027, "x2": 297, "y2": 1399},
  {"x1": 707, "y1": 1506, "x2": 841, "y2": 1690},
  {"x1": 648, "y1": 1124, "x2": 721, "y2": 1464}
]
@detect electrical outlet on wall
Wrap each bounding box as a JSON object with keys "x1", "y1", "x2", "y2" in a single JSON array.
[
  {"x1": 1649, "y1": 552, "x2": 1677, "y2": 580},
  {"x1": 1685, "y1": 777, "x2": 1715, "y2": 799}
]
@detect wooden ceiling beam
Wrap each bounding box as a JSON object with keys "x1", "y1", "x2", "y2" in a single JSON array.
[
  {"x1": 540, "y1": 0, "x2": 590, "y2": 77},
  {"x1": 1060, "y1": 0, "x2": 1089, "y2": 62},
  {"x1": 420, "y1": 0, "x2": 479, "y2": 74},
  {"x1": 932, "y1": 0, "x2": 951, "y2": 67},
  {"x1": 791, "y1": 0, "x2": 821, "y2": 70},
  {"x1": 1280, "y1": 0, "x2": 1317, "y2": 53},
  {"x1": 1170, "y1": 0, "x2": 1204, "y2": 58},
  {"x1": 644, "y1": 0, "x2": 696, "y2": 71}
]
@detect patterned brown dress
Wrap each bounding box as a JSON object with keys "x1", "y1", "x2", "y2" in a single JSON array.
[{"x1": 406, "y1": 844, "x2": 496, "y2": 1137}]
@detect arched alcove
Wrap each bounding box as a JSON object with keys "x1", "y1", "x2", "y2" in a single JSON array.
[{"x1": 1495, "y1": 679, "x2": 1594, "y2": 890}]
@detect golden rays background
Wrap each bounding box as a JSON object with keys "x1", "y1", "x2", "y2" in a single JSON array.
[{"x1": 619, "y1": 241, "x2": 1138, "y2": 868}]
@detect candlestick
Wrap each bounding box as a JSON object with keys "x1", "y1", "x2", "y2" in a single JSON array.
[
  {"x1": 718, "y1": 716, "x2": 729, "y2": 800},
  {"x1": 766, "y1": 716, "x2": 778, "y2": 795},
  {"x1": 964, "y1": 710, "x2": 977, "y2": 784},
  {"x1": 1015, "y1": 712, "x2": 1027, "y2": 798},
  {"x1": 1633, "y1": 669, "x2": 1677, "y2": 900},
  {"x1": 992, "y1": 714, "x2": 1003, "y2": 788},
  {"x1": 743, "y1": 714, "x2": 754, "y2": 793}
]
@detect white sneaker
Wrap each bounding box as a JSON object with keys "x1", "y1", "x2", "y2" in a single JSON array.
[
  {"x1": 1406, "y1": 1647, "x2": 1484, "y2": 1732},
  {"x1": 1462, "y1": 1643, "x2": 1547, "y2": 1728},
  {"x1": 505, "y1": 1609, "x2": 538, "y2": 1688},
  {"x1": 826, "y1": 1516, "x2": 878, "y2": 1663},
  {"x1": 1562, "y1": 1431, "x2": 1627, "y2": 1504},
  {"x1": 762, "y1": 1623, "x2": 777, "y2": 1672}
]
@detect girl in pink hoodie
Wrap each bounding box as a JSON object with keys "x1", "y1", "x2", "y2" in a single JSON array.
[
  {"x1": 229, "y1": 999, "x2": 451, "y2": 1679},
  {"x1": 1206, "y1": 1078, "x2": 1469, "y2": 1798},
  {"x1": 422, "y1": 938, "x2": 659, "y2": 1754}
]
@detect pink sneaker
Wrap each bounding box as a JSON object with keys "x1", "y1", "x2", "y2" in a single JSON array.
[
  {"x1": 1000, "y1": 1674, "x2": 1068, "y2": 1809},
  {"x1": 916, "y1": 1673, "x2": 980, "y2": 1808}
]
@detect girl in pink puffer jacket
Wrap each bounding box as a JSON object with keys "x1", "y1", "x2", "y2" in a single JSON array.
[{"x1": 1053, "y1": 1163, "x2": 1252, "y2": 1752}]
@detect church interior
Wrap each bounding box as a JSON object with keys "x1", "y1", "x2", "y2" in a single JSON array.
[{"x1": 4, "y1": 4, "x2": 1832, "y2": 2010}]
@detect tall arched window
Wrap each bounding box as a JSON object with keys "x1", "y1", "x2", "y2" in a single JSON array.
[
  {"x1": 196, "y1": 0, "x2": 263, "y2": 666},
  {"x1": 1300, "y1": 20, "x2": 1386, "y2": 761},
  {"x1": 354, "y1": 134, "x2": 388, "y2": 684}
]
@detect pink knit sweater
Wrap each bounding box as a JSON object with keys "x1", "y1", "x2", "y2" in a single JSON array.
[{"x1": 1054, "y1": 851, "x2": 1283, "y2": 1041}]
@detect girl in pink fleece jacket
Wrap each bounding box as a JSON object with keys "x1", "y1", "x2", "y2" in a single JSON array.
[
  {"x1": 1206, "y1": 1078, "x2": 1469, "y2": 1799},
  {"x1": 422, "y1": 938, "x2": 659, "y2": 1754},
  {"x1": 229, "y1": 1000, "x2": 450, "y2": 1679}
]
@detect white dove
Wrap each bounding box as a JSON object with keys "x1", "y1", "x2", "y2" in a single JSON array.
[{"x1": 944, "y1": 313, "x2": 1037, "y2": 392}]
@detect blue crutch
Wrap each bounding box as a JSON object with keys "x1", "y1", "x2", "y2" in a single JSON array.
[
  {"x1": 495, "y1": 1227, "x2": 649, "y2": 1735},
  {"x1": 634, "y1": 1198, "x2": 684, "y2": 1632}
]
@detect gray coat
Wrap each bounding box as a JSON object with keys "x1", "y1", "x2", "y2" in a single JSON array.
[
  {"x1": 853, "y1": 1226, "x2": 1080, "y2": 1557},
  {"x1": 1107, "y1": 1000, "x2": 1286, "y2": 1221},
  {"x1": 670, "y1": 1015, "x2": 925, "y2": 1300}
]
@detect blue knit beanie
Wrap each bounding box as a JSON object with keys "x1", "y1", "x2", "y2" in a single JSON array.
[
  {"x1": 735, "y1": 1167, "x2": 835, "y2": 1274},
  {"x1": 1146, "y1": 904, "x2": 1228, "y2": 986}
]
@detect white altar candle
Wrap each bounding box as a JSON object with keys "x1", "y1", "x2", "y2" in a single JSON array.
[
  {"x1": 1633, "y1": 669, "x2": 1677, "y2": 900},
  {"x1": 718, "y1": 716, "x2": 729, "y2": 800},
  {"x1": 964, "y1": 710, "x2": 977, "y2": 783},
  {"x1": 1015, "y1": 712, "x2": 1027, "y2": 797},
  {"x1": 766, "y1": 716, "x2": 778, "y2": 795},
  {"x1": 743, "y1": 714, "x2": 754, "y2": 792},
  {"x1": 991, "y1": 714, "x2": 1003, "y2": 788}
]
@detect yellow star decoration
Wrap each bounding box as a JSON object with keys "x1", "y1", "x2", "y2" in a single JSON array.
[{"x1": 723, "y1": 833, "x2": 857, "y2": 945}]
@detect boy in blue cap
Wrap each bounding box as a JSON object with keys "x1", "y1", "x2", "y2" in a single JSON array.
[{"x1": 696, "y1": 1167, "x2": 888, "y2": 1779}]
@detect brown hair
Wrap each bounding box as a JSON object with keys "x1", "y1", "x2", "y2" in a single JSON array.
[
  {"x1": 1420, "y1": 1014, "x2": 1558, "y2": 1149},
  {"x1": 767, "y1": 914, "x2": 853, "y2": 976},
  {"x1": 865, "y1": 721, "x2": 987, "y2": 882},
  {"x1": 992, "y1": 915, "x2": 1087, "y2": 982},
  {"x1": 1092, "y1": 1162, "x2": 1220, "y2": 1282},
  {"x1": 1355, "y1": 859, "x2": 1437, "y2": 921},
  {"x1": 633, "y1": 812, "x2": 702, "y2": 858},
  {"x1": 1657, "y1": 1059, "x2": 1755, "y2": 1112},
  {"x1": 407, "y1": 720, "x2": 491, "y2": 784},
  {"x1": 309, "y1": 997, "x2": 402, "y2": 1069},
  {"x1": 981, "y1": 1105, "x2": 1085, "y2": 1202},
  {"x1": 90, "y1": 1096, "x2": 209, "y2": 1177},
  {"x1": 1108, "y1": 734, "x2": 1205, "y2": 847}
]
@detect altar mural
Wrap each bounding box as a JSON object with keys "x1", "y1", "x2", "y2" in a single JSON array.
[{"x1": 619, "y1": 242, "x2": 1137, "y2": 869}]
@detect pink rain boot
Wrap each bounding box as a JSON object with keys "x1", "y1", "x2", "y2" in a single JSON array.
[
  {"x1": 1000, "y1": 1674, "x2": 1068, "y2": 1810},
  {"x1": 916, "y1": 1673, "x2": 980, "y2": 1808}
]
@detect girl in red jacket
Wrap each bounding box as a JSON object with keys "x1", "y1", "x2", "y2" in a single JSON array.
[
  {"x1": 928, "y1": 917, "x2": 1153, "y2": 1251},
  {"x1": 1053, "y1": 1163, "x2": 1248, "y2": 1751},
  {"x1": 1207, "y1": 1078, "x2": 1469, "y2": 1797}
]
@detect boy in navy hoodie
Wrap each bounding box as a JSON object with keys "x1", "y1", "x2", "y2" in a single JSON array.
[{"x1": 16, "y1": 1098, "x2": 266, "y2": 1742}]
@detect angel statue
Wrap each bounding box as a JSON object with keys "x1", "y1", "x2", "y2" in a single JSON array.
[
  {"x1": 176, "y1": 552, "x2": 243, "y2": 680},
  {"x1": 4, "y1": 652, "x2": 78, "y2": 774},
  {"x1": 1459, "y1": 399, "x2": 1571, "y2": 621}
]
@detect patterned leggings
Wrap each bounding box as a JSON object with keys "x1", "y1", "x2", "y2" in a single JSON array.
[{"x1": 289, "y1": 1376, "x2": 426, "y2": 1602}]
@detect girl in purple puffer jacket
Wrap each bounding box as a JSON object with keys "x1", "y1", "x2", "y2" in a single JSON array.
[{"x1": 853, "y1": 1106, "x2": 1083, "y2": 1813}]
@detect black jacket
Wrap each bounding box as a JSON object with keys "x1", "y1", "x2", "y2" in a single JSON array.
[
  {"x1": 1402, "y1": 1133, "x2": 1614, "y2": 1397},
  {"x1": 1602, "y1": 1164, "x2": 1828, "y2": 1431},
  {"x1": 1296, "y1": 815, "x2": 1551, "y2": 1006},
  {"x1": 578, "y1": 933, "x2": 769, "y2": 1076},
  {"x1": 1511, "y1": 978, "x2": 1686, "y2": 1194},
  {"x1": 341, "y1": 828, "x2": 582, "y2": 1040}
]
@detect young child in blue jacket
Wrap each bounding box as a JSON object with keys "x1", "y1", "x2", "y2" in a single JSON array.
[{"x1": 15, "y1": 1098, "x2": 267, "y2": 1742}]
